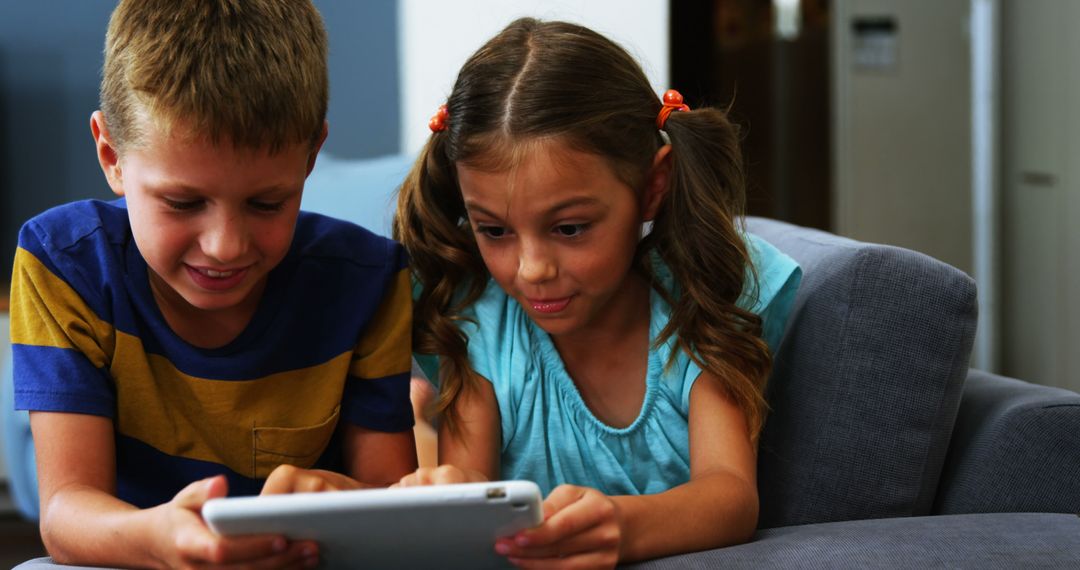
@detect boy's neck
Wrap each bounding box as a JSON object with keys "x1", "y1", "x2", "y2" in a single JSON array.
[{"x1": 148, "y1": 272, "x2": 266, "y2": 349}]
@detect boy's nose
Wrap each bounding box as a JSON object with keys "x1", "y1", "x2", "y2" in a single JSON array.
[
  {"x1": 200, "y1": 210, "x2": 249, "y2": 263},
  {"x1": 517, "y1": 243, "x2": 557, "y2": 284}
]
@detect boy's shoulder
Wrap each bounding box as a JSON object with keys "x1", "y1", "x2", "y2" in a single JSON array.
[
  {"x1": 292, "y1": 211, "x2": 406, "y2": 270},
  {"x1": 21, "y1": 199, "x2": 129, "y2": 252}
]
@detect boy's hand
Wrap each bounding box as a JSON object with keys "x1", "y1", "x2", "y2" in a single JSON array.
[
  {"x1": 495, "y1": 484, "x2": 622, "y2": 570},
  {"x1": 155, "y1": 475, "x2": 318, "y2": 569},
  {"x1": 394, "y1": 465, "x2": 489, "y2": 487},
  {"x1": 261, "y1": 464, "x2": 366, "y2": 495}
]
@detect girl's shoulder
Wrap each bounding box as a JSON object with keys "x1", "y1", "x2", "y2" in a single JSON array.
[{"x1": 741, "y1": 232, "x2": 802, "y2": 316}]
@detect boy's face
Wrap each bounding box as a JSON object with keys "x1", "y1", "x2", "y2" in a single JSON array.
[{"x1": 92, "y1": 111, "x2": 324, "y2": 324}]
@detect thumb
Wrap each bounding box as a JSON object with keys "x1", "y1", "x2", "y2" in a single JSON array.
[
  {"x1": 174, "y1": 475, "x2": 228, "y2": 511},
  {"x1": 541, "y1": 484, "x2": 586, "y2": 521}
]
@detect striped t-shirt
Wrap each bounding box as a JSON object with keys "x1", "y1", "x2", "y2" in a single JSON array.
[{"x1": 10, "y1": 199, "x2": 413, "y2": 507}]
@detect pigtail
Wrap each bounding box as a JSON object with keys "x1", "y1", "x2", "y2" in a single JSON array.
[
  {"x1": 393, "y1": 135, "x2": 489, "y2": 434},
  {"x1": 645, "y1": 107, "x2": 773, "y2": 442}
]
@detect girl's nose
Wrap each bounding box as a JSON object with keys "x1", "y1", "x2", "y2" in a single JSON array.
[{"x1": 518, "y1": 243, "x2": 557, "y2": 284}]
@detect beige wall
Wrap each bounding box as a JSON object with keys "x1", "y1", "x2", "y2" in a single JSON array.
[
  {"x1": 1001, "y1": 0, "x2": 1080, "y2": 393},
  {"x1": 833, "y1": 0, "x2": 973, "y2": 275},
  {"x1": 399, "y1": 0, "x2": 669, "y2": 155}
]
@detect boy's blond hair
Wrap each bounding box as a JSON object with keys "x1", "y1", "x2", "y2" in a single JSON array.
[{"x1": 101, "y1": 0, "x2": 328, "y2": 153}]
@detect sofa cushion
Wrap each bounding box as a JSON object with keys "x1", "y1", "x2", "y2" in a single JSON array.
[
  {"x1": 622, "y1": 513, "x2": 1080, "y2": 569},
  {"x1": 746, "y1": 217, "x2": 978, "y2": 528},
  {"x1": 935, "y1": 369, "x2": 1080, "y2": 514}
]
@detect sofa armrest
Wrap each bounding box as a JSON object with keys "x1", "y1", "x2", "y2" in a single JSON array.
[{"x1": 934, "y1": 369, "x2": 1080, "y2": 514}]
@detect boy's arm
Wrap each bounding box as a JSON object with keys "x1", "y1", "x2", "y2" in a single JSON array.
[
  {"x1": 500, "y1": 370, "x2": 759, "y2": 565},
  {"x1": 343, "y1": 423, "x2": 419, "y2": 486},
  {"x1": 32, "y1": 411, "x2": 311, "y2": 569}
]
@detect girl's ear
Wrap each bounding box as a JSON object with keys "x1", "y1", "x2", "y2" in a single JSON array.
[
  {"x1": 90, "y1": 111, "x2": 124, "y2": 197},
  {"x1": 641, "y1": 144, "x2": 673, "y2": 221}
]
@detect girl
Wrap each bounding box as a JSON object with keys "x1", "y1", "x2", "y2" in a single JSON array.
[{"x1": 395, "y1": 17, "x2": 801, "y2": 567}]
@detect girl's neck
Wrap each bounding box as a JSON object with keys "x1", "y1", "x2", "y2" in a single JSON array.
[{"x1": 550, "y1": 272, "x2": 652, "y2": 428}]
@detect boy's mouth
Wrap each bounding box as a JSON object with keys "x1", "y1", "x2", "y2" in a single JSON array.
[{"x1": 186, "y1": 265, "x2": 249, "y2": 291}]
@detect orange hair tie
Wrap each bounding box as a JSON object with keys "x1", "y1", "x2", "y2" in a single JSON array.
[
  {"x1": 428, "y1": 104, "x2": 450, "y2": 133},
  {"x1": 656, "y1": 89, "x2": 690, "y2": 130}
]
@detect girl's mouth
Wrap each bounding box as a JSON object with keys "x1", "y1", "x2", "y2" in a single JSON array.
[{"x1": 528, "y1": 296, "x2": 572, "y2": 314}]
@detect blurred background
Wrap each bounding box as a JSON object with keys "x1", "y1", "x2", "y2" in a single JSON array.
[{"x1": 0, "y1": 0, "x2": 1077, "y2": 557}]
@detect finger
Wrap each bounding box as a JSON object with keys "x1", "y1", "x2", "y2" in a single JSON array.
[
  {"x1": 396, "y1": 466, "x2": 454, "y2": 487},
  {"x1": 296, "y1": 470, "x2": 362, "y2": 493},
  {"x1": 497, "y1": 521, "x2": 618, "y2": 560},
  {"x1": 194, "y1": 540, "x2": 320, "y2": 570},
  {"x1": 261, "y1": 465, "x2": 301, "y2": 495},
  {"x1": 175, "y1": 476, "x2": 228, "y2": 510},
  {"x1": 179, "y1": 530, "x2": 287, "y2": 566},
  {"x1": 395, "y1": 467, "x2": 431, "y2": 487},
  {"x1": 520, "y1": 487, "x2": 612, "y2": 547},
  {"x1": 429, "y1": 465, "x2": 470, "y2": 485},
  {"x1": 539, "y1": 484, "x2": 586, "y2": 522}
]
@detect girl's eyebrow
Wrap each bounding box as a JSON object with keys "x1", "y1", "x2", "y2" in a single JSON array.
[
  {"x1": 464, "y1": 196, "x2": 603, "y2": 219},
  {"x1": 548, "y1": 196, "x2": 602, "y2": 213},
  {"x1": 463, "y1": 202, "x2": 503, "y2": 220}
]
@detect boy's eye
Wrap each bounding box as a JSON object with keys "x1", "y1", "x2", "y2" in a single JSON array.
[
  {"x1": 249, "y1": 200, "x2": 285, "y2": 213},
  {"x1": 555, "y1": 224, "x2": 588, "y2": 238},
  {"x1": 476, "y1": 225, "x2": 506, "y2": 239},
  {"x1": 163, "y1": 198, "x2": 202, "y2": 211}
]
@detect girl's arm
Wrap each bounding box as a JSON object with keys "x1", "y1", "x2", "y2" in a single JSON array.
[
  {"x1": 397, "y1": 374, "x2": 502, "y2": 486},
  {"x1": 500, "y1": 370, "x2": 758, "y2": 566},
  {"x1": 32, "y1": 411, "x2": 314, "y2": 569}
]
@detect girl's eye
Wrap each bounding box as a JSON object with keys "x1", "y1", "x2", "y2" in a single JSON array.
[
  {"x1": 249, "y1": 200, "x2": 285, "y2": 213},
  {"x1": 477, "y1": 226, "x2": 507, "y2": 239},
  {"x1": 164, "y1": 198, "x2": 202, "y2": 211},
  {"x1": 555, "y1": 224, "x2": 587, "y2": 238}
]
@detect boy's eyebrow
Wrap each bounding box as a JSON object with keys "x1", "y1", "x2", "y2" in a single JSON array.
[{"x1": 145, "y1": 182, "x2": 302, "y2": 197}]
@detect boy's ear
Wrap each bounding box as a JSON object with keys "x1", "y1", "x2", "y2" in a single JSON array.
[
  {"x1": 305, "y1": 120, "x2": 329, "y2": 176},
  {"x1": 90, "y1": 111, "x2": 125, "y2": 197},
  {"x1": 642, "y1": 144, "x2": 673, "y2": 221}
]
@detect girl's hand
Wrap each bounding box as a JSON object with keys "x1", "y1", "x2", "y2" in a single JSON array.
[
  {"x1": 154, "y1": 475, "x2": 318, "y2": 569},
  {"x1": 495, "y1": 484, "x2": 621, "y2": 569},
  {"x1": 395, "y1": 465, "x2": 490, "y2": 487},
  {"x1": 261, "y1": 464, "x2": 366, "y2": 495}
]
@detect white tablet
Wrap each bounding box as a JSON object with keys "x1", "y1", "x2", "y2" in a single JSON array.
[{"x1": 203, "y1": 480, "x2": 543, "y2": 570}]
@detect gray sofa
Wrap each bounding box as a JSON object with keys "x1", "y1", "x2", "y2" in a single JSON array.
[
  {"x1": 627, "y1": 217, "x2": 1080, "y2": 568},
  {"x1": 8, "y1": 154, "x2": 1080, "y2": 568}
]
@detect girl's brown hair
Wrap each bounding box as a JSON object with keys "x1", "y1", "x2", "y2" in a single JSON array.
[{"x1": 394, "y1": 18, "x2": 771, "y2": 440}]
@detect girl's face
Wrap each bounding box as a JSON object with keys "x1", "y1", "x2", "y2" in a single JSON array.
[{"x1": 457, "y1": 142, "x2": 668, "y2": 342}]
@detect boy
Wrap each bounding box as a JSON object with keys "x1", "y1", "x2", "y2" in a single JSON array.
[{"x1": 9, "y1": 1, "x2": 417, "y2": 567}]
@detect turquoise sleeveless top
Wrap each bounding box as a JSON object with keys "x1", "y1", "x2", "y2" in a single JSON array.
[{"x1": 420, "y1": 233, "x2": 800, "y2": 496}]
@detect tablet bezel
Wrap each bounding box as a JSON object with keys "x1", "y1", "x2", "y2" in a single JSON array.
[{"x1": 203, "y1": 480, "x2": 543, "y2": 570}]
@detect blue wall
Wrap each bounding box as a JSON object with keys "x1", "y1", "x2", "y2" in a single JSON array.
[{"x1": 0, "y1": 0, "x2": 399, "y2": 281}]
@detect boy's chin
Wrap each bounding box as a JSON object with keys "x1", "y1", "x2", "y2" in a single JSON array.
[{"x1": 173, "y1": 283, "x2": 258, "y2": 313}]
